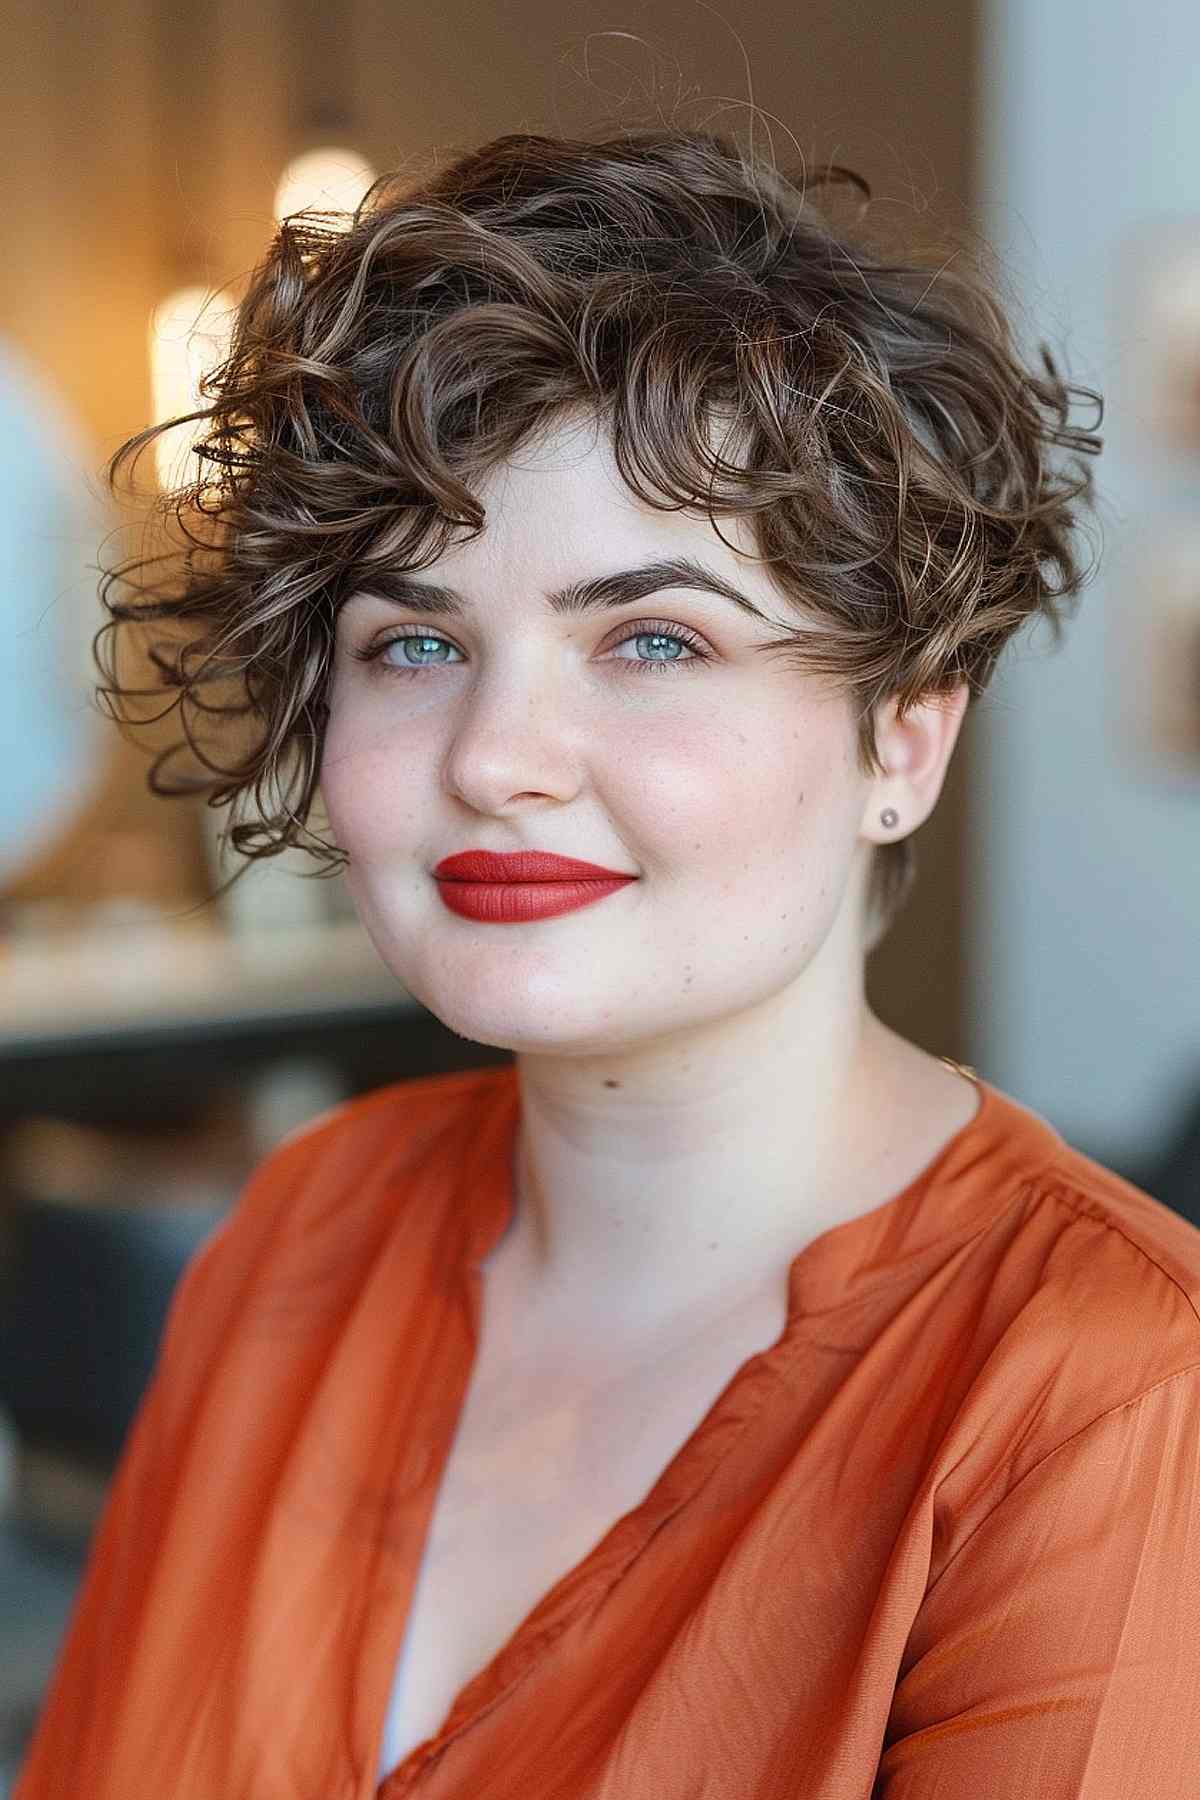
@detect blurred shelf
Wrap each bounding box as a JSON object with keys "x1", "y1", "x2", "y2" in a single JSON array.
[
  {"x1": 0, "y1": 920, "x2": 512, "y2": 1128},
  {"x1": 0, "y1": 919, "x2": 419, "y2": 1055}
]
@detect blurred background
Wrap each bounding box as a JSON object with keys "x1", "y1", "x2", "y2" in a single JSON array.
[{"x1": 0, "y1": 0, "x2": 1198, "y2": 1786}]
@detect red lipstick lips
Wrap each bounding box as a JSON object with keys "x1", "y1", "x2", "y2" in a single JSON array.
[
  {"x1": 432, "y1": 849, "x2": 638, "y2": 923},
  {"x1": 433, "y1": 850, "x2": 635, "y2": 882}
]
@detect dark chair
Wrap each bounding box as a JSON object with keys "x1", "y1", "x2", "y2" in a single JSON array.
[
  {"x1": 0, "y1": 1189, "x2": 229, "y2": 1793},
  {"x1": 0, "y1": 1192, "x2": 229, "y2": 1471}
]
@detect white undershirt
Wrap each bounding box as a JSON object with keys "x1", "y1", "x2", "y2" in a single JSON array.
[{"x1": 377, "y1": 1623, "x2": 419, "y2": 1783}]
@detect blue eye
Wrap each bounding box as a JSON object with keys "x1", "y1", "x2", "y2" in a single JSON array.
[{"x1": 352, "y1": 619, "x2": 714, "y2": 679}]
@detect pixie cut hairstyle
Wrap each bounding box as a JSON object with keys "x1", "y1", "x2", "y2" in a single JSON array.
[{"x1": 99, "y1": 125, "x2": 1102, "y2": 951}]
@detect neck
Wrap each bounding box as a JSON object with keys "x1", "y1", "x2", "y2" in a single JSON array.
[{"x1": 484, "y1": 1004, "x2": 935, "y2": 1357}]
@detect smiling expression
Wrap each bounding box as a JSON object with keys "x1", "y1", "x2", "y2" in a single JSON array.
[{"x1": 319, "y1": 414, "x2": 877, "y2": 1059}]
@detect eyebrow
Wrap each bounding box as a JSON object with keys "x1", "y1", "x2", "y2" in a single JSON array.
[{"x1": 341, "y1": 555, "x2": 775, "y2": 627}]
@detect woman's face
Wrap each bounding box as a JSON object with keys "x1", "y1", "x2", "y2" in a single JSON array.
[{"x1": 320, "y1": 414, "x2": 878, "y2": 1060}]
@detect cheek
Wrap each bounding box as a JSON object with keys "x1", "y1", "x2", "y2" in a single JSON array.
[
  {"x1": 601, "y1": 715, "x2": 736, "y2": 829},
  {"x1": 318, "y1": 700, "x2": 418, "y2": 853},
  {"x1": 654, "y1": 715, "x2": 854, "y2": 884},
  {"x1": 317, "y1": 687, "x2": 847, "y2": 870},
  {"x1": 616, "y1": 715, "x2": 809, "y2": 878},
  {"x1": 638, "y1": 713, "x2": 791, "y2": 807}
]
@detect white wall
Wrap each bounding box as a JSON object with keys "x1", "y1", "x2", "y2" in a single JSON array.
[{"x1": 972, "y1": 0, "x2": 1200, "y2": 1168}]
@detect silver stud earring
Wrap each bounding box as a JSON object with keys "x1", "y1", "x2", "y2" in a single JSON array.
[{"x1": 880, "y1": 807, "x2": 899, "y2": 829}]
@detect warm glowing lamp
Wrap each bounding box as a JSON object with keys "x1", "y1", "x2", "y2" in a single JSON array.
[
  {"x1": 146, "y1": 149, "x2": 375, "y2": 494},
  {"x1": 273, "y1": 147, "x2": 376, "y2": 226},
  {"x1": 148, "y1": 285, "x2": 234, "y2": 492}
]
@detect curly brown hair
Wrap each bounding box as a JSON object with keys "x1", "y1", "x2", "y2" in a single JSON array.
[{"x1": 98, "y1": 124, "x2": 1102, "y2": 951}]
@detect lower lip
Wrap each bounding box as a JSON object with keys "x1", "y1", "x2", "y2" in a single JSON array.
[{"x1": 434, "y1": 877, "x2": 637, "y2": 923}]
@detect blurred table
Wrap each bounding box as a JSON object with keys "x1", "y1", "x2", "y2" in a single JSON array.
[{"x1": 0, "y1": 919, "x2": 508, "y2": 1125}]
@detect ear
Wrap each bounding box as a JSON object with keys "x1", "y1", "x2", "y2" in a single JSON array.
[{"x1": 858, "y1": 681, "x2": 970, "y2": 844}]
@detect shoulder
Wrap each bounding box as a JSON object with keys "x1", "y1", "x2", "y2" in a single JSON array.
[
  {"x1": 934, "y1": 1127, "x2": 1200, "y2": 1531},
  {"x1": 1007, "y1": 1136, "x2": 1200, "y2": 1366},
  {"x1": 957, "y1": 1082, "x2": 1200, "y2": 1382},
  {"x1": 158, "y1": 1062, "x2": 515, "y2": 1366},
  {"x1": 228, "y1": 1061, "x2": 508, "y2": 1231},
  {"x1": 896, "y1": 1138, "x2": 1200, "y2": 1793}
]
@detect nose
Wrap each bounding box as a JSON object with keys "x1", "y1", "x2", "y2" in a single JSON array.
[{"x1": 439, "y1": 658, "x2": 582, "y2": 813}]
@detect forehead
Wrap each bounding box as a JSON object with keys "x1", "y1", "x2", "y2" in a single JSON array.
[{"x1": 432, "y1": 411, "x2": 765, "y2": 582}]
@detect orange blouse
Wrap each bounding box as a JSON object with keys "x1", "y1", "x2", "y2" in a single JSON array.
[{"x1": 14, "y1": 1061, "x2": 1200, "y2": 1798}]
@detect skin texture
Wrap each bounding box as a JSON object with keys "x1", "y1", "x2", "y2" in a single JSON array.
[{"x1": 320, "y1": 413, "x2": 970, "y2": 1369}]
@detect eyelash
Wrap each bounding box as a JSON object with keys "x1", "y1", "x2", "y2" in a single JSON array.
[{"x1": 349, "y1": 619, "x2": 714, "y2": 680}]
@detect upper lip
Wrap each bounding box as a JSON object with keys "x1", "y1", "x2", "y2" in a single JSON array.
[{"x1": 433, "y1": 850, "x2": 639, "y2": 882}]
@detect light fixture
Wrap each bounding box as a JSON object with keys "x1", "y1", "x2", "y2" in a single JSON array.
[
  {"x1": 147, "y1": 285, "x2": 235, "y2": 493},
  {"x1": 274, "y1": 146, "x2": 376, "y2": 227}
]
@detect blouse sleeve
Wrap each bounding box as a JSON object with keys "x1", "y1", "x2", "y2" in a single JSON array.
[
  {"x1": 11, "y1": 1228, "x2": 227, "y2": 1800},
  {"x1": 11, "y1": 1112, "x2": 351, "y2": 1798},
  {"x1": 12, "y1": 1364, "x2": 174, "y2": 1796},
  {"x1": 875, "y1": 1365, "x2": 1200, "y2": 1798}
]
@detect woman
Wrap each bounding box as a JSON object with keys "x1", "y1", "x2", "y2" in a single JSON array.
[{"x1": 17, "y1": 126, "x2": 1200, "y2": 1799}]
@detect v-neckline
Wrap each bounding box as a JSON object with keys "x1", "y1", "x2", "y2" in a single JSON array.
[{"x1": 371, "y1": 1061, "x2": 1062, "y2": 1794}]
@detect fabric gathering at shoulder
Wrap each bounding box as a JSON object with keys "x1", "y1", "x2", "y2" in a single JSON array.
[
  {"x1": 1030, "y1": 1164, "x2": 1200, "y2": 1334},
  {"x1": 922, "y1": 1158, "x2": 1200, "y2": 1564}
]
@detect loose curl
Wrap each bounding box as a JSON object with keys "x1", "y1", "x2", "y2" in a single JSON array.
[{"x1": 97, "y1": 124, "x2": 1103, "y2": 951}]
